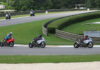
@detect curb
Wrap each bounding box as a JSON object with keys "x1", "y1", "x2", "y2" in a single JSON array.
[{"x1": 15, "y1": 44, "x2": 100, "y2": 48}]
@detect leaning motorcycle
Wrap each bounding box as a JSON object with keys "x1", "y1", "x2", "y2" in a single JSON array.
[
  {"x1": 74, "y1": 38, "x2": 93, "y2": 48},
  {"x1": 29, "y1": 38, "x2": 46, "y2": 48},
  {"x1": 0, "y1": 37, "x2": 14, "y2": 47}
]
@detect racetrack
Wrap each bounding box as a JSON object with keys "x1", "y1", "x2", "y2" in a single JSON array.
[
  {"x1": 0, "y1": 11, "x2": 93, "y2": 26},
  {"x1": 0, "y1": 10, "x2": 99, "y2": 55},
  {"x1": 0, "y1": 45, "x2": 100, "y2": 55}
]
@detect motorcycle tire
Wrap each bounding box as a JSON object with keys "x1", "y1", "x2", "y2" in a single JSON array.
[
  {"x1": 9, "y1": 42, "x2": 14, "y2": 47},
  {"x1": 29, "y1": 43, "x2": 33, "y2": 48},
  {"x1": 0, "y1": 42, "x2": 3, "y2": 47},
  {"x1": 40, "y1": 42, "x2": 46, "y2": 48},
  {"x1": 0, "y1": 42, "x2": 4, "y2": 47},
  {"x1": 9, "y1": 16, "x2": 11, "y2": 19},
  {"x1": 74, "y1": 43, "x2": 79, "y2": 48},
  {"x1": 88, "y1": 42, "x2": 93, "y2": 48},
  {"x1": 33, "y1": 14, "x2": 35, "y2": 16}
]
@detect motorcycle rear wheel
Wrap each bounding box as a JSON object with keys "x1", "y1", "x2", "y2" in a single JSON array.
[
  {"x1": 74, "y1": 43, "x2": 79, "y2": 48},
  {"x1": 40, "y1": 42, "x2": 46, "y2": 48},
  {"x1": 29, "y1": 43, "x2": 33, "y2": 48},
  {"x1": 0, "y1": 42, "x2": 3, "y2": 47}
]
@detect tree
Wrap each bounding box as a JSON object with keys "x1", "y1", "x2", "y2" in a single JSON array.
[
  {"x1": 95, "y1": 0, "x2": 100, "y2": 8},
  {"x1": 7, "y1": 0, "x2": 96, "y2": 11},
  {"x1": 12, "y1": 0, "x2": 20, "y2": 11},
  {"x1": 0, "y1": 0, "x2": 6, "y2": 2},
  {"x1": 86, "y1": 0, "x2": 96, "y2": 8}
]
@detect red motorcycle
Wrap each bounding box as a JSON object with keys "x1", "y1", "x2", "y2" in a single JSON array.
[{"x1": 0, "y1": 37, "x2": 14, "y2": 47}]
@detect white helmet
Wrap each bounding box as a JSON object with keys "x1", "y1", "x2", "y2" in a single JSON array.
[{"x1": 9, "y1": 32, "x2": 13, "y2": 35}]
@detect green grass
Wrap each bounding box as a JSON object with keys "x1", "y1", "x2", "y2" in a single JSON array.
[
  {"x1": 62, "y1": 18, "x2": 100, "y2": 35},
  {"x1": 0, "y1": 55, "x2": 100, "y2": 63},
  {"x1": 0, "y1": 19, "x2": 72, "y2": 45}
]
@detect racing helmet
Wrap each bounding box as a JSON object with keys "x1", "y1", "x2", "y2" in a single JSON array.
[
  {"x1": 9, "y1": 32, "x2": 13, "y2": 35},
  {"x1": 84, "y1": 35, "x2": 88, "y2": 39},
  {"x1": 85, "y1": 35, "x2": 88, "y2": 38}
]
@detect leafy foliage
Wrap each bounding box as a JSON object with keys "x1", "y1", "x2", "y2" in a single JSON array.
[
  {"x1": 1, "y1": 0, "x2": 100, "y2": 10},
  {"x1": 1, "y1": 0, "x2": 85, "y2": 10}
]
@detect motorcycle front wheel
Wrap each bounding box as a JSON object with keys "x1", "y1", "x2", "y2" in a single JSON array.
[
  {"x1": 40, "y1": 42, "x2": 46, "y2": 48},
  {"x1": 88, "y1": 42, "x2": 93, "y2": 48},
  {"x1": 9, "y1": 42, "x2": 14, "y2": 47}
]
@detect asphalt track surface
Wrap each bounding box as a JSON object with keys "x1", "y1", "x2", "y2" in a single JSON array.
[
  {"x1": 0, "y1": 11, "x2": 93, "y2": 26},
  {"x1": 0, "y1": 46, "x2": 100, "y2": 55}
]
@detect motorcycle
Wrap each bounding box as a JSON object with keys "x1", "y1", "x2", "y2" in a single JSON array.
[
  {"x1": 29, "y1": 37, "x2": 46, "y2": 48},
  {"x1": 30, "y1": 11, "x2": 35, "y2": 16},
  {"x1": 6, "y1": 14, "x2": 11, "y2": 20},
  {"x1": 74, "y1": 38, "x2": 93, "y2": 48},
  {"x1": 30, "y1": 13, "x2": 35, "y2": 16},
  {"x1": 0, "y1": 37, "x2": 14, "y2": 47}
]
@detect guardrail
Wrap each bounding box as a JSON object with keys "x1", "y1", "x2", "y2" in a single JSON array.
[
  {"x1": 92, "y1": 37, "x2": 100, "y2": 43},
  {"x1": 42, "y1": 26, "x2": 48, "y2": 36},
  {"x1": 56, "y1": 29, "x2": 83, "y2": 41},
  {"x1": 56, "y1": 29, "x2": 100, "y2": 43}
]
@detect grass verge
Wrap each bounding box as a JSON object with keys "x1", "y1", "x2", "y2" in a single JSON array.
[{"x1": 0, "y1": 55, "x2": 100, "y2": 63}]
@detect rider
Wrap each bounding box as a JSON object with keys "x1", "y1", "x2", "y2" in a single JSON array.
[
  {"x1": 81, "y1": 35, "x2": 89, "y2": 42},
  {"x1": 4, "y1": 32, "x2": 13, "y2": 41},
  {"x1": 6, "y1": 12, "x2": 11, "y2": 20},
  {"x1": 30, "y1": 9, "x2": 34, "y2": 16},
  {"x1": 84, "y1": 35, "x2": 88, "y2": 40},
  {"x1": 6, "y1": 12, "x2": 9, "y2": 17},
  {"x1": 34, "y1": 35, "x2": 45, "y2": 43}
]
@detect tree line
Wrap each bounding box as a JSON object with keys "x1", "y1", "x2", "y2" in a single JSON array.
[{"x1": 0, "y1": 0, "x2": 100, "y2": 11}]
